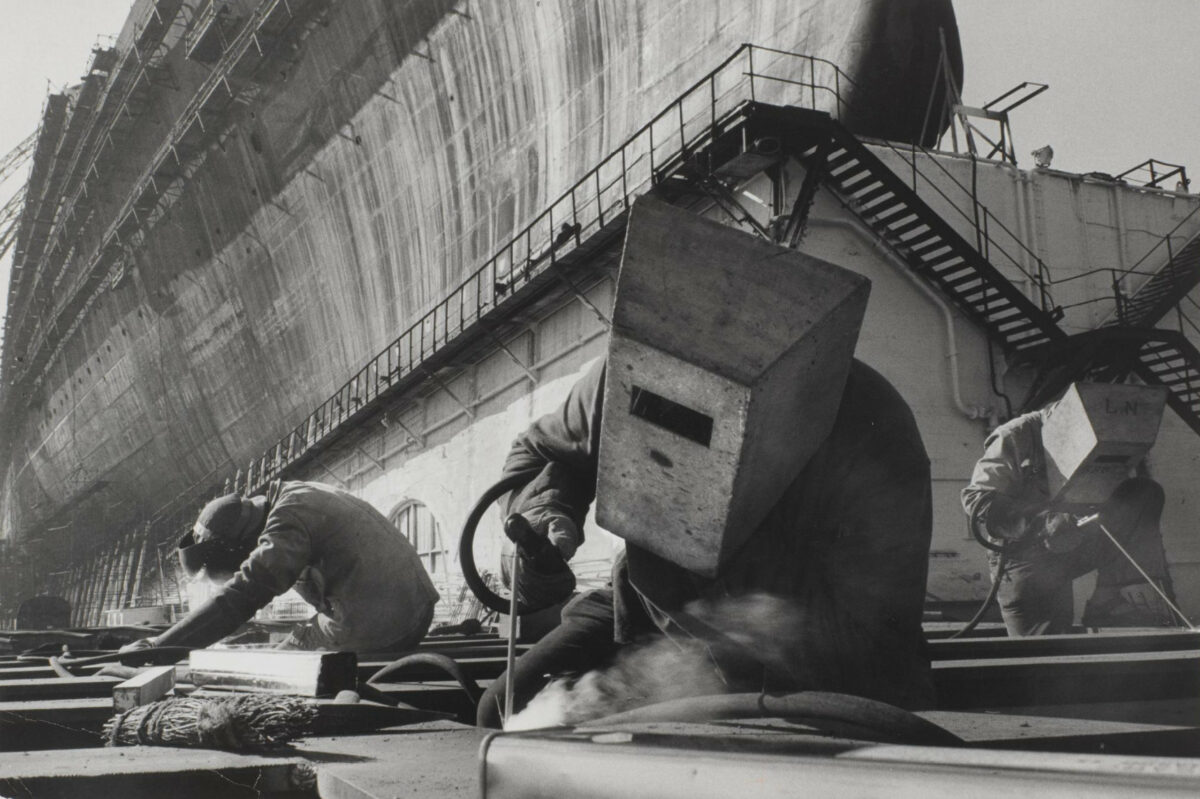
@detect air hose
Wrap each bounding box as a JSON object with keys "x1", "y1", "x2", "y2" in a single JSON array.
[
  {"x1": 458, "y1": 468, "x2": 556, "y2": 616},
  {"x1": 580, "y1": 691, "x2": 962, "y2": 746},
  {"x1": 949, "y1": 500, "x2": 1013, "y2": 639},
  {"x1": 363, "y1": 652, "x2": 482, "y2": 706}
]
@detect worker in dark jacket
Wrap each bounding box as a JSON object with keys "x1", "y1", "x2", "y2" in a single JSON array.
[
  {"x1": 478, "y1": 357, "x2": 935, "y2": 726},
  {"x1": 961, "y1": 409, "x2": 1174, "y2": 636},
  {"x1": 122, "y1": 480, "x2": 439, "y2": 651}
]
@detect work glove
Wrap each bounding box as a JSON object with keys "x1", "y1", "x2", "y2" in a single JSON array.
[
  {"x1": 118, "y1": 636, "x2": 158, "y2": 654},
  {"x1": 503, "y1": 512, "x2": 578, "y2": 611},
  {"x1": 544, "y1": 515, "x2": 582, "y2": 561},
  {"x1": 1040, "y1": 511, "x2": 1083, "y2": 553},
  {"x1": 982, "y1": 495, "x2": 1043, "y2": 541}
]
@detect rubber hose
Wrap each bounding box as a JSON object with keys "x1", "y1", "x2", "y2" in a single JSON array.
[
  {"x1": 950, "y1": 499, "x2": 1014, "y2": 639},
  {"x1": 458, "y1": 468, "x2": 544, "y2": 615},
  {"x1": 579, "y1": 691, "x2": 962, "y2": 746},
  {"x1": 366, "y1": 652, "x2": 483, "y2": 704}
]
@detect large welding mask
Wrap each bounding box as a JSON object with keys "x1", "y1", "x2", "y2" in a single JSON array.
[
  {"x1": 595, "y1": 197, "x2": 871, "y2": 577},
  {"x1": 1041, "y1": 382, "x2": 1168, "y2": 505}
]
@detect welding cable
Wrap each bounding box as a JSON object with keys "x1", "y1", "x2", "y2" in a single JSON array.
[
  {"x1": 949, "y1": 499, "x2": 1013, "y2": 639},
  {"x1": 580, "y1": 691, "x2": 963, "y2": 746},
  {"x1": 458, "y1": 468, "x2": 546, "y2": 615},
  {"x1": 365, "y1": 652, "x2": 483, "y2": 706}
]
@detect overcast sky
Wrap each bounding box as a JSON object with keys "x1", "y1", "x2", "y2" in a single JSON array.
[{"x1": 1, "y1": 0, "x2": 1197, "y2": 322}]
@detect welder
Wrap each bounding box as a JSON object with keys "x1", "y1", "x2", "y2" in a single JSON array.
[
  {"x1": 476, "y1": 198, "x2": 936, "y2": 727},
  {"x1": 961, "y1": 383, "x2": 1177, "y2": 636},
  {"x1": 121, "y1": 480, "x2": 439, "y2": 652}
]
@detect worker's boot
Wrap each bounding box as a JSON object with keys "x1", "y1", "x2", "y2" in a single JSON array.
[{"x1": 1081, "y1": 582, "x2": 1176, "y2": 628}]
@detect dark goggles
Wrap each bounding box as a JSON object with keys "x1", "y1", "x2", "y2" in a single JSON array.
[{"x1": 177, "y1": 531, "x2": 247, "y2": 578}]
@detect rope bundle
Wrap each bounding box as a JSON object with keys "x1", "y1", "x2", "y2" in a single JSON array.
[{"x1": 104, "y1": 694, "x2": 318, "y2": 750}]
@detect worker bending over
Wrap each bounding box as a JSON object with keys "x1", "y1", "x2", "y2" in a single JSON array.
[
  {"x1": 961, "y1": 385, "x2": 1176, "y2": 636},
  {"x1": 123, "y1": 480, "x2": 438, "y2": 651}
]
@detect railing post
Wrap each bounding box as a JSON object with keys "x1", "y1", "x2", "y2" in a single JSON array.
[
  {"x1": 1112, "y1": 269, "x2": 1125, "y2": 325},
  {"x1": 748, "y1": 46, "x2": 756, "y2": 103}
]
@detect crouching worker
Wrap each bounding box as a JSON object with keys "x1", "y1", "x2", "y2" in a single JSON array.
[
  {"x1": 961, "y1": 382, "x2": 1178, "y2": 636},
  {"x1": 477, "y1": 198, "x2": 936, "y2": 727},
  {"x1": 121, "y1": 480, "x2": 439, "y2": 652}
]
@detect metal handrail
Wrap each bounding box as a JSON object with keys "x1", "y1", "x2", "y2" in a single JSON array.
[
  {"x1": 231, "y1": 44, "x2": 858, "y2": 495},
  {"x1": 227, "y1": 43, "x2": 1091, "y2": 498}
]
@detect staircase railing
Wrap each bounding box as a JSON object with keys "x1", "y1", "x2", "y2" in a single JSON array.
[{"x1": 222, "y1": 45, "x2": 1084, "y2": 500}]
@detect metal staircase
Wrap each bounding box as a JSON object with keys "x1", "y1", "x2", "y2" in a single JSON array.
[
  {"x1": 726, "y1": 104, "x2": 1200, "y2": 435},
  {"x1": 743, "y1": 105, "x2": 1066, "y2": 358},
  {"x1": 1108, "y1": 228, "x2": 1200, "y2": 329},
  {"x1": 162, "y1": 44, "x2": 1200, "y2": 528},
  {"x1": 1137, "y1": 331, "x2": 1200, "y2": 435}
]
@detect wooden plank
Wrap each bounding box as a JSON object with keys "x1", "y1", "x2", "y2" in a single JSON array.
[
  {"x1": 0, "y1": 697, "x2": 112, "y2": 751},
  {"x1": 933, "y1": 649, "x2": 1200, "y2": 709},
  {"x1": 0, "y1": 676, "x2": 122, "y2": 702},
  {"x1": 0, "y1": 746, "x2": 312, "y2": 798},
  {"x1": 929, "y1": 630, "x2": 1200, "y2": 660},
  {"x1": 113, "y1": 665, "x2": 176, "y2": 712},
  {"x1": 188, "y1": 649, "x2": 356, "y2": 697}
]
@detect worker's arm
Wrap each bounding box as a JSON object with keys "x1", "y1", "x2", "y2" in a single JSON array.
[
  {"x1": 147, "y1": 509, "x2": 313, "y2": 649},
  {"x1": 960, "y1": 421, "x2": 1045, "y2": 542},
  {"x1": 501, "y1": 359, "x2": 605, "y2": 559}
]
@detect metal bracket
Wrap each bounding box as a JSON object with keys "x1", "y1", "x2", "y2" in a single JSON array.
[
  {"x1": 388, "y1": 415, "x2": 425, "y2": 449},
  {"x1": 780, "y1": 141, "x2": 831, "y2": 247},
  {"x1": 355, "y1": 445, "x2": 385, "y2": 472},
  {"x1": 485, "y1": 327, "x2": 540, "y2": 383},
  {"x1": 422, "y1": 368, "x2": 475, "y2": 418},
  {"x1": 555, "y1": 271, "x2": 611, "y2": 328}
]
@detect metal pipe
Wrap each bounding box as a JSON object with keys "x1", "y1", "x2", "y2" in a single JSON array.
[{"x1": 808, "y1": 215, "x2": 993, "y2": 422}]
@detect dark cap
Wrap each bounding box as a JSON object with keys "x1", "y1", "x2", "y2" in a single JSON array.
[{"x1": 177, "y1": 494, "x2": 263, "y2": 578}]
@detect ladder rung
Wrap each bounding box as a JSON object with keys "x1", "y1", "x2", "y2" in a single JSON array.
[
  {"x1": 900, "y1": 232, "x2": 940, "y2": 253},
  {"x1": 825, "y1": 148, "x2": 857, "y2": 168},
  {"x1": 828, "y1": 160, "x2": 865, "y2": 180},
  {"x1": 891, "y1": 216, "x2": 930, "y2": 236},
  {"x1": 853, "y1": 185, "x2": 893, "y2": 206},
  {"x1": 908, "y1": 231, "x2": 948, "y2": 251},
  {"x1": 840, "y1": 172, "x2": 878, "y2": 194},
  {"x1": 921, "y1": 249, "x2": 962, "y2": 268},
  {"x1": 963, "y1": 287, "x2": 1008, "y2": 305},
  {"x1": 868, "y1": 203, "x2": 911, "y2": 226},
  {"x1": 882, "y1": 214, "x2": 921, "y2": 234}
]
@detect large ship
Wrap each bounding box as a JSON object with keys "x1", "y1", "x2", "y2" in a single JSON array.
[
  {"x1": 2, "y1": 1, "x2": 1200, "y2": 794},
  {"x1": 0, "y1": 0, "x2": 971, "y2": 624}
]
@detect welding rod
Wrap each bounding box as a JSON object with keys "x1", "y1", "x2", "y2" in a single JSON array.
[
  {"x1": 1076, "y1": 512, "x2": 1196, "y2": 630},
  {"x1": 501, "y1": 514, "x2": 538, "y2": 727},
  {"x1": 504, "y1": 552, "x2": 519, "y2": 726}
]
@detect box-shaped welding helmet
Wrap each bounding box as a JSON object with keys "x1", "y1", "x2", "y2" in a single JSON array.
[
  {"x1": 595, "y1": 197, "x2": 870, "y2": 577},
  {"x1": 1042, "y1": 381, "x2": 1168, "y2": 505}
]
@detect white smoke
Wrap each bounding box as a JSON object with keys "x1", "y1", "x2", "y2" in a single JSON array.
[{"x1": 504, "y1": 592, "x2": 804, "y2": 731}]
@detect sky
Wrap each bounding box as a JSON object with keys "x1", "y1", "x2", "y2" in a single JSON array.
[{"x1": 0, "y1": 0, "x2": 1198, "y2": 325}]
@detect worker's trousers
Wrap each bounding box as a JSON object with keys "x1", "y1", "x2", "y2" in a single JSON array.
[
  {"x1": 477, "y1": 589, "x2": 620, "y2": 728},
  {"x1": 992, "y1": 477, "x2": 1174, "y2": 636}
]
